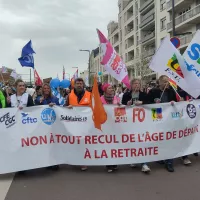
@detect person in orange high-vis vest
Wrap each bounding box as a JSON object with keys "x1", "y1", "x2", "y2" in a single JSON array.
[{"x1": 65, "y1": 78, "x2": 91, "y2": 171}]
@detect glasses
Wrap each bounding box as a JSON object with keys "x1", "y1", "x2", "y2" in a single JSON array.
[{"x1": 18, "y1": 85, "x2": 25, "y2": 87}]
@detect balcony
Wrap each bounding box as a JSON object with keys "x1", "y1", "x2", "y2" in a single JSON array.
[
  {"x1": 140, "y1": 14, "x2": 155, "y2": 29},
  {"x1": 142, "y1": 48, "x2": 155, "y2": 58},
  {"x1": 167, "y1": 4, "x2": 200, "y2": 32},
  {"x1": 167, "y1": 0, "x2": 191, "y2": 11},
  {"x1": 140, "y1": 0, "x2": 154, "y2": 13},
  {"x1": 179, "y1": 32, "x2": 196, "y2": 48},
  {"x1": 141, "y1": 32, "x2": 155, "y2": 43},
  {"x1": 141, "y1": 8, "x2": 155, "y2": 22}
]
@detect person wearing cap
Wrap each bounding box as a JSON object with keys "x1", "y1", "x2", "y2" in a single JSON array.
[
  {"x1": 65, "y1": 78, "x2": 91, "y2": 171},
  {"x1": 101, "y1": 83, "x2": 120, "y2": 173}
]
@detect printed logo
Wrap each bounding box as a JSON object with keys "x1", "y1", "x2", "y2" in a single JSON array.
[
  {"x1": 186, "y1": 104, "x2": 196, "y2": 119},
  {"x1": 21, "y1": 113, "x2": 37, "y2": 124},
  {"x1": 185, "y1": 43, "x2": 200, "y2": 78},
  {"x1": 60, "y1": 115, "x2": 87, "y2": 122},
  {"x1": 0, "y1": 112, "x2": 15, "y2": 128},
  {"x1": 114, "y1": 107, "x2": 127, "y2": 123},
  {"x1": 133, "y1": 108, "x2": 145, "y2": 122},
  {"x1": 171, "y1": 109, "x2": 183, "y2": 119},
  {"x1": 167, "y1": 54, "x2": 184, "y2": 78},
  {"x1": 41, "y1": 108, "x2": 56, "y2": 125},
  {"x1": 151, "y1": 108, "x2": 163, "y2": 121}
]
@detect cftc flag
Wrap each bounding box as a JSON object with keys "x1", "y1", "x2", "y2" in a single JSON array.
[
  {"x1": 18, "y1": 40, "x2": 35, "y2": 69},
  {"x1": 149, "y1": 36, "x2": 200, "y2": 98}
]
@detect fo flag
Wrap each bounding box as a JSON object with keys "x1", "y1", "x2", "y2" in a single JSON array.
[
  {"x1": 18, "y1": 40, "x2": 35, "y2": 69},
  {"x1": 97, "y1": 29, "x2": 130, "y2": 88}
]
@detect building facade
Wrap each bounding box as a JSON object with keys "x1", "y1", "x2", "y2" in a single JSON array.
[{"x1": 107, "y1": 0, "x2": 200, "y2": 84}]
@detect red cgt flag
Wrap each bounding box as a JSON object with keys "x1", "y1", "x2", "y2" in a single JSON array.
[{"x1": 34, "y1": 69, "x2": 43, "y2": 86}]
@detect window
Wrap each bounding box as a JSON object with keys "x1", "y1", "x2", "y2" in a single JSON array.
[
  {"x1": 160, "y1": 17, "x2": 166, "y2": 31},
  {"x1": 160, "y1": 0, "x2": 166, "y2": 11}
]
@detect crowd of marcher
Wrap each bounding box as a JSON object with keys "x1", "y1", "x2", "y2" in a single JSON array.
[{"x1": 0, "y1": 75, "x2": 199, "y2": 174}]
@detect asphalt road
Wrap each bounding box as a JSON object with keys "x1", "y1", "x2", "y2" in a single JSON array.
[{"x1": 1, "y1": 156, "x2": 200, "y2": 200}]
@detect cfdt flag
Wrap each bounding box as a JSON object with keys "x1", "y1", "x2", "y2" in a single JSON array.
[
  {"x1": 18, "y1": 40, "x2": 35, "y2": 69},
  {"x1": 97, "y1": 29, "x2": 130, "y2": 88}
]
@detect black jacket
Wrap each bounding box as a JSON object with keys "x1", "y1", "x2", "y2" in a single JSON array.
[
  {"x1": 147, "y1": 87, "x2": 177, "y2": 104},
  {"x1": 122, "y1": 91, "x2": 148, "y2": 105}
]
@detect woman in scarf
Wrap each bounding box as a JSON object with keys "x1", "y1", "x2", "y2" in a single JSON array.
[
  {"x1": 7, "y1": 79, "x2": 34, "y2": 108},
  {"x1": 101, "y1": 83, "x2": 120, "y2": 173},
  {"x1": 6, "y1": 79, "x2": 34, "y2": 174}
]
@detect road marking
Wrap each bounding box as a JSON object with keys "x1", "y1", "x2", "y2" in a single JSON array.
[{"x1": 0, "y1": 173, "x2": 14, "y2": 200}]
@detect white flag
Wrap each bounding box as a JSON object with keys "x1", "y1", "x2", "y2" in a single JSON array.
[
  {"x1": 182, "y1": 30, "x2": 200, "y2": 88},
  {"x1": 149, "y1": 36, "x2": 200, "y2": 98},
  {"x1": 1, "y1": 66, "x2": 7, "y2": 73},
  {"x1": 10, "y1": 70, "x2": 18, "y2": 80}
]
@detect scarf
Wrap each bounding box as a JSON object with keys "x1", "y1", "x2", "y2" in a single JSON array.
[
  {"x1": 11, "y1": 93, "x2": 29, "y2": 108},
  {"x1": 104, "y1": 93, "x2": 114, "y2": 104}
]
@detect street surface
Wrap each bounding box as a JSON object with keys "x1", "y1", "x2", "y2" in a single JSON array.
[{"x1": 1, "y1": 157, "x2": 200, "y2": 200}]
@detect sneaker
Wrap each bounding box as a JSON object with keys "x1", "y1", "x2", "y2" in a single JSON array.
[
  {"x1": 141, "y1": 164, "x2": 151, "y2": 173},
  {"x1": 183, "y1": 158, "x2": 192, "y2": 165},
  {"x1": 130, "y1": 164, "x2": 136, "y2": 168},
  {"x1": 194, "y1": 153, "x2": 198, "y2": 157},
  {"x1": 166, "y1": 163, "x2": 174, "y2": 172},
  {"x1": 80, "y1": 166, "x2": 88, "y2": 171},
  {"x1": 107, "y1": 169, "x2": 113, "y2": 173}
]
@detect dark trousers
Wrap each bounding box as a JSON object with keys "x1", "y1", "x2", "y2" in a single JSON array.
[
  {"x1": 106, "y1": 165, "x2": 117, "y2": 169},
  {"x1": 165, "y1": 159, "x2": 173, "y2": 165}
]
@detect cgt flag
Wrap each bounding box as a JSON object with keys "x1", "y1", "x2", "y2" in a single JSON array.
[
  {"x1": 149, "y1": 36, "x2": 200, "y2": 98},
  {"x1": 18, "y1": 40, "x2": 35, "y2": 69},
  {"x1": 34, "y1": 69, "x2": 43, "y2": 86},
  {"x1": 97, "y1": 29, "x2": 130, "y2": 88}
]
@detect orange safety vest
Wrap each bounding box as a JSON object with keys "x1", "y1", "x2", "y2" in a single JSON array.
[{"x1": 69, "y1": 90, "x2": 91, "y2": 106}]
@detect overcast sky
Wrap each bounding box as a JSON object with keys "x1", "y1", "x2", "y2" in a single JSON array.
[{"x1": 0, "y1": 0, "x2": 118, "y2": 81}]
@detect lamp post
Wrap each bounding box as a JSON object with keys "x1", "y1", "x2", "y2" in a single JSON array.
[
  {"x1": 79, "y1": 49, "x2": 91, "y2": 86},
  {"x1": 172, "y1": 0, "x2": 176, "y2": 36}
]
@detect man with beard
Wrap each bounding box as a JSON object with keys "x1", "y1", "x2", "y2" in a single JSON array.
[{"x1": 65, "y1": 78, "x2": 91, "y2": 171}]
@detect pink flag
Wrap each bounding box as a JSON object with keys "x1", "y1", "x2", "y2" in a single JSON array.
[{"x1": 97, "y1": 29, "x2": 130, "y2": 88}]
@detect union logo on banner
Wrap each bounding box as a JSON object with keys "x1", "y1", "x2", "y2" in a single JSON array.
[
  {"x1": 114, "y1": 107, "x2": 127, "y2": 123},
  {"x1": 151, "y1": 108, "x2": 163, "y2": 121}
]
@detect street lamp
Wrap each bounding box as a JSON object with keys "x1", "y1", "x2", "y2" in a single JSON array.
[{"x1": 79, "y1": 49, "x2": 91, "y2": 86}]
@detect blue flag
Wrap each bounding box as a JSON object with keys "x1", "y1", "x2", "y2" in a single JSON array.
[
  {"x1": 21, "y1": 40, "x2": 35, "y2": 56},
  {"x1": 51, "y1": 87, "x2": 65, "y2": 106},
  {"x1": 18, "y1": 40, "x2": 35, "y2": 69},
  {"x1": 18, "y1": 54, "x2": 35, "y2": 69}
]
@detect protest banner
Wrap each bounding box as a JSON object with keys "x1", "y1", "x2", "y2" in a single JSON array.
[{"x1": 0, "y1": 101, "x2": 200, "y2": 174}]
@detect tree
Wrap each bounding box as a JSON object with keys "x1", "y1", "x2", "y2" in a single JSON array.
[{"x1": 135, "y1": 54, "x2": 153, "y2": 85}]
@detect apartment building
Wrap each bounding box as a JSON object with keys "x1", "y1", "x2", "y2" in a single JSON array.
[{"x1": 106, "y1": 0, "x2": 200, "y2": 84}]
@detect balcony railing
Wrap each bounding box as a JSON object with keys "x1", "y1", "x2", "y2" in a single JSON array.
[
  {"x1": 140, "y1": 14, "x2": 155, "y2": 28},
  {"x1": 167, "y1": 4, "x2": 200, "y2": 30},
  {"x1": 179, "y1": 32, "x2": 196, "y2": 47},
  {"x1": 142, "y1": 48, "x2": 155, "y2": 58},
  {"x1": 140, "y1": 0, "x2": 154, "y2": 12},
  {"x1": 167, "y1": 0, "x2": 181, "y2": 10},
  {"x1": 141, "y1": 8, "x2": 154, "y2": 22},
  {"x1": 141, "y1": 32, "x2": 155, "y2": 43}
]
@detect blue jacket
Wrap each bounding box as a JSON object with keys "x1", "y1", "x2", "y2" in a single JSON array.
[{"x1": 37, "y1": 96, "x2": 60, "y2": 106}]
